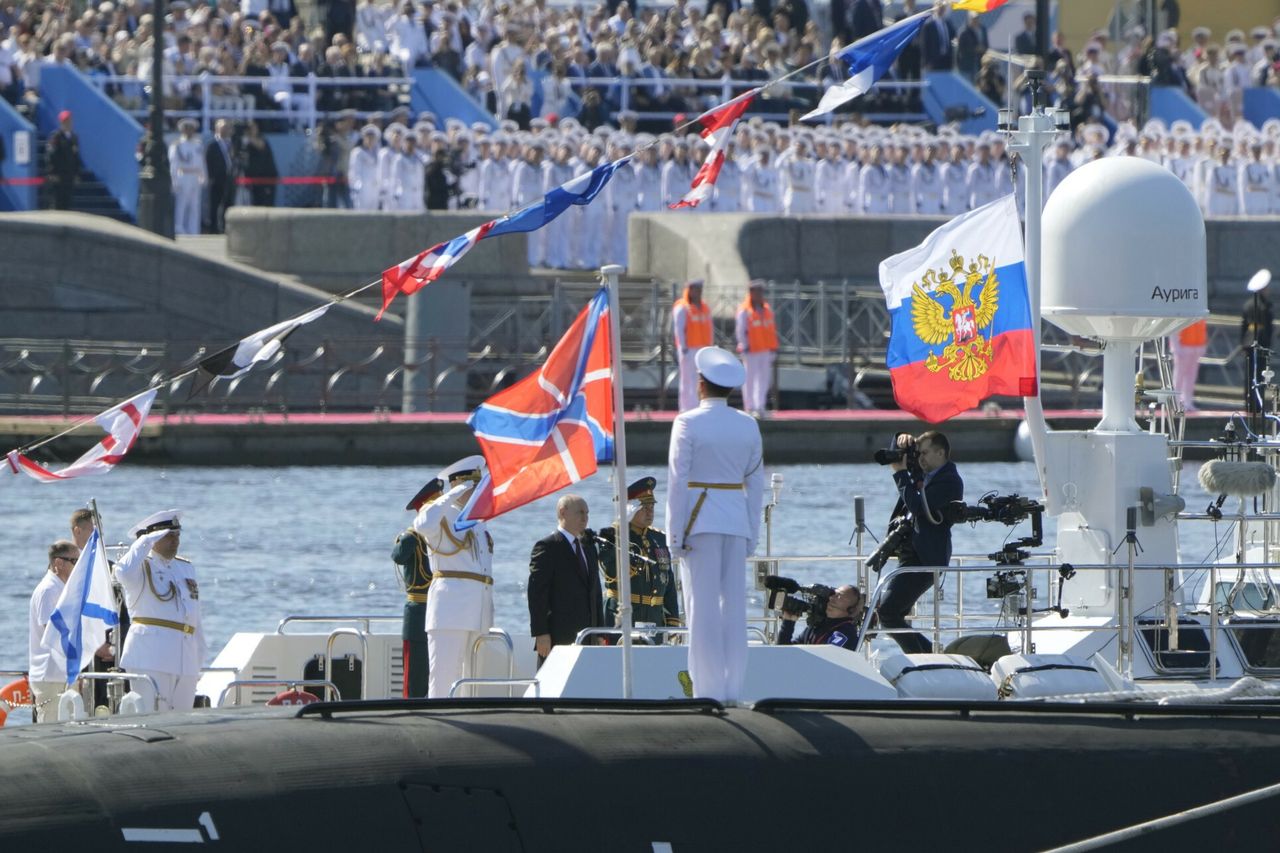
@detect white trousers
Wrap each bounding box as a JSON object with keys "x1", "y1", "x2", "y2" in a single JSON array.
[
  {"x1": 136, "y1": 671, "x2": 198, "y2": 713},
  {"x1": 1170, "y1": 339, "x2": 1205, "y2": 412},
  {"x1": 678, "y1": 348, "x2": 703, "y2": 412},
  {"x1": 743, "y1": 351, "x2": 774, "y2": 413},
  {"x1": 679, "y1": 533, "x2": 748, "y2": 703},
  {"x1": 30, "y1": 679, "x2": 66, "y2": 724},
  {"x1": 427, "y1": 628, "x2": 479, "y2": 698},
  {"x1": 173, "y1": 179, "x2": 202, "y2": 235}
]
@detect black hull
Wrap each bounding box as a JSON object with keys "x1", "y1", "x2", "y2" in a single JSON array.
[{"x1": 5, "y1": 698, "x2": 1280, "y2": 851}]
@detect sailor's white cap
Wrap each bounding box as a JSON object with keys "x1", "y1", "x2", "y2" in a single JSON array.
[
  {"x1": 438, "y1": 455, "x2": 486, "y2": 483},
  {"x1": 130, "y1": 509, "x2": 182, "y2": 539},
  {"x1": 695, "y1": 346, "x2": 746, "y2": 389}
]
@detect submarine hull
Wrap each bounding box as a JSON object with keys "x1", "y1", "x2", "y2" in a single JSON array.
[{"x1": 4, "y1": 698, "x2": 1280, "y2": 851}]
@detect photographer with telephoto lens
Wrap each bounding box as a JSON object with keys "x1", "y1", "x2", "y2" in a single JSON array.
[
  {"x1": 776, "y1": 585, "x2": 864, "y2": 650},
  {"x1": 872, "y1": 431, "x2": 964, "y2": 654}
]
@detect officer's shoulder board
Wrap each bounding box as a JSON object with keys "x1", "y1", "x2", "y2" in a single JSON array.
[{"x1": 173, "y1": 556, "x2": 192, "y2": 564}]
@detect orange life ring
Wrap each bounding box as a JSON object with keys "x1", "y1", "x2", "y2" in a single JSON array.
[
  {"x1": 0, "y1": 677, "x2": 32, "y2": 728},
  {"x1": 266, "y1": 689, "x2": 320, "y2": 706}
]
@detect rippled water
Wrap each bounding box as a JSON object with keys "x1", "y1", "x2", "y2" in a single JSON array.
[{"x1": 0, "y1": 461, "x2": 1235, "y2": 674}]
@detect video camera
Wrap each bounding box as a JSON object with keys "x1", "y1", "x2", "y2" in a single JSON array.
[
  {"x1": 943, "y1": 492, "x2": 1044, "y2": 566},
  {"x1": 873, "y1": 446, "x2": 918, "y2": 467},
  {"x1": 866, "y1": 515, "x2": 913, "y2": 574},
  {"x1": 764, "y1": 575, "x2": 836, "y2": 629}
]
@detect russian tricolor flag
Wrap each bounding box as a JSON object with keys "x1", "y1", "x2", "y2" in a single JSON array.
[{"x1": 879, "y1": 194, "x2": 1036, "y2": 423}]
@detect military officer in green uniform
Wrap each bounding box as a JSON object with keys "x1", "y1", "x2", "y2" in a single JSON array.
[
  {"x1": 391, "y1": 477, "x2": 444, "y2": 698},
  {"x1": 598, "y1": 477, "x2": 682, "y2": 640}
]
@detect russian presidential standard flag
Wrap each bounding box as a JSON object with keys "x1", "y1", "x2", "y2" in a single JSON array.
[
  {"x1": 879, "y1": 194, "x2": 1036, "y2": 423},
  {"x1": 460, "y1": 287, "x2": 614, "y2": 525},
  {"x1": 42, "y1": 528, "x2": 118, "y2": 686}
]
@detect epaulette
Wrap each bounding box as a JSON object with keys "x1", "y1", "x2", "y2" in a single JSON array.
[{"x1": 173, "y1": 556, "x2": 192, "y2": 564}]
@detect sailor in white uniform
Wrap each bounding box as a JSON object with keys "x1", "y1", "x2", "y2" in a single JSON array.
[
  {"x1": 885, "y1": 145, "x2": 912, "y2": 214},
  {"x1": 542, "y1": 141, "x2": 577, "y2": 269},
  {"x1": 476, "y1": 133, "x2": 513, "y2": 212},
  {"x1": 510, "y1": 138, "x2": 547, "y2": 266},
  {"x1": 113, "y1": 510, "x2": 206, "y2": 712},
  {"x1": 858, "y1": 147, "x2": 890, "y2": 214},
  {"x1": 169, "y1": 118, "x2": 206, "y2": 235},
  {"x1": 744, "y1": 146, "x2": 780, "y2": 214},
  {"x1": 414, "y1": 456, "x2": 495, "y2": 699},
  {"x1": 711, "y1": 137, "x2": 744, "y2": 213},
  {"x1": 666, "y1": 347, "x2": 765, "y2": 704},
  {"x1": 602, "y1": 136, "x2": 637, "y2": 267},
  {"x1": 1206, "y1": 144, "x2": 1240, "y2": 216},
  {"x1": 814, "y1": 145, "x2": 846, "y2": 214},
  {"x1": 910, "y1": 144, "x2": 944, "y2": 214},
  {"x1": 1239, "y1": 143, "x2": 1272, "y2": 215},
  {"x1": 392, "y1": 134, "x2": 426, "y2": 211},
  {"x1": 348, "y1": 125, "x2": 383, "y2": 211},
  {"x1": 780, "y1": 140, "x2": 816, "y2": 214},
  {"x1": 966, "y1": 142, "x2": 1000, "y2": 210},
  {"x1": 940, "y1": 145, "x2": 969, "y2": 215}
]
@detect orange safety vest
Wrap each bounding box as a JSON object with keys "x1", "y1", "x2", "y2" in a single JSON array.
[
  {"x1": 738, "y1": 299, "x2": 778, "y2": 352},
  {"x1": 674, "y1": 290, "x2": 713, "y2": 349},
  {"x1": 1179, "y1": 319, "x2": 1207, "y2": 346}
]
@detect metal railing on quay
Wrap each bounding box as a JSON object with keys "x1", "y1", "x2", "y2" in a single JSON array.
[{"x1": 90, "y1": 73, "x2": 414, "y2": 134}]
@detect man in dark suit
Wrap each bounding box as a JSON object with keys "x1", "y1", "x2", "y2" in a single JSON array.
[
  {"x1": 1014, "y1": 13, "x2": 1037, "y2": 56},
  {"x1": 874, "y1": 430, "x2": 963, "y2": 654},
  {"x1": 528, "y1": 494, "x2": 604, "y2": 664},
  {"x1": 204, "y1": 119, "x2": 236, "y2": 233},
  {"x1": 956, "y1": 12, "x2": 989, "y2": 81},
  {"x1": 849, "y1": 0, "x2": 883, "y2": 41},
  {"x1": 921, "y1": 3, "x2": 955, "y2": 71},
  {"x1": 46, "y1": 109, "x2": 80, "y2": 211}
]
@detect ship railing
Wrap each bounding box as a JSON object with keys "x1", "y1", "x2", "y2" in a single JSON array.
[
  {"x1": 217, "y1": 679, "x2": 340, "y2": 707},
  {"x1": 450, "y1": 678, "x2": 539, "y2": 700},
  {"x1": 65, "y1": 672, "x2": 161, "y2": 720},
  {"x1": 573, "y1": 625, "x2": 770, "y2": 645},
  {"x1": 464, "y1": 629, "x2": 516, "y2": 698},
  {"x1": 750, "y1": 555, "x2": 1280, "y2": 682},
  {"x1": 276, "y1": 615, "x2": 401, "y2": 634}
]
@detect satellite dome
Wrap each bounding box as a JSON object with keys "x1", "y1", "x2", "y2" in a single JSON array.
[{"x1": 1041, "y1": 157, "x2": 1206, "y2": 341}]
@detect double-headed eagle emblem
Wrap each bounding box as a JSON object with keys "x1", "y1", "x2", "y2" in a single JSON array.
[{"x1": 911, "y1": 250, "x2": 999, "y2": 382}]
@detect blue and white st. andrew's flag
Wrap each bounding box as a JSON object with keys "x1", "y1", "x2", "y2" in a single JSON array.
[{"x1": 42, "y1": 528, "x2": 119, "y2": 686}]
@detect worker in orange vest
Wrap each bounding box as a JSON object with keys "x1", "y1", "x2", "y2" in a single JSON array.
[
  {"x1": 735, "y1": 279, "x2": 779, "y2": 417},
  {"x1": 672, "y1": 280, "x2": 713, "y2": 411},
  {"x1": 1170, "y1": 318, "x2": 1207, "y2": 413}
]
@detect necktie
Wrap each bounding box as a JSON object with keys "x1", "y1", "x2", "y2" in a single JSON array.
[{"x1": 574, "y1": 538, "x2": 589, "y2": 582}]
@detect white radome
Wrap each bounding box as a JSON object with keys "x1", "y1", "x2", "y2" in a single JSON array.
[{"x1": 1041, "y1": 156, "x2": 1207, "y2": 342}]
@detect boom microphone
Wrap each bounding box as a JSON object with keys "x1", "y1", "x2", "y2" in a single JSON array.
[{"x1": 1197, "y1": 460, "x2": 1277, "y2": 497}]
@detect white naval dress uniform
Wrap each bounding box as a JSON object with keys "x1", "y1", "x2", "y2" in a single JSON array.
[
  {"x1": 910, "y1": 162, "x2": 943, "y2": 214},
  {"x1": 542, "y1": 159, "x2": 577, "y2": 268},
  {"x1": 377, "y1": 145, "x2": 399, "y2": 210},
  {"x1": 886, "y1": 163, "x2": 912, "y2": 214},
  {"x1": 348, "y1": 145, "x2": 381, "y2": 210},
  {"x1": 814, "y1": 159, "x2": 846, "y2": 214},
  {"x1": 414, "y1": 484, "x2": 495, "y2": 698},
  {"x1": 1240, "y1": 162, "x2": 1272, "y2": 215},
  {"x1": 169, "y1": 136, "x2": 206, "y2": 235},
  {"x1": 940, "y1": 161, "x2": 969, "y2": 214},
  {"x1": 660, "y1": 159, "x2": 696, "y2": 209},
  {"x1": 666, "y1": 397, "x2": 765, "y2": 703},
  {"x1": 781, "y1": 157, "x2": 816, "y2": 214},
  {"x1": 511, "y1": 159, "x2": 546, "y2": 266},
  {"x1": 477, "y1": 156, "x2": 513, "y2": 212},
  {"x1": 858, "y1": 164, "x2": 890, "y2": 214},
  {"x1": 712, "y1": 157, "x2": 743, "y2": 212},
  {"x1": 634, "y1": 162, "x2": 664, "y2": 213},
  {"x1": 744, "y1": 161, "x2": 780, "y2": 213},
  {"x1": 113, "y1": 531, "x2": 206, "y2": 712},
  {"x1": 392, "y1": 149, "x2": 426, "y2": 211},
  {"x1": 1206, "y1": 164, "x2": 1241, "y2": 216},
  {"x1": 603, "y1": 161, "x2": 638, "y2": 266},
  {"x1": 966, "y1": 160, "x2": 1000, "y2": 210}
]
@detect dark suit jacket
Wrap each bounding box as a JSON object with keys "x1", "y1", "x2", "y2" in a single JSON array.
[
  {"x1": 922, "y1": 16, "x2": 955, "y2": 71},
  {"x1": 891, "y1": 461, "x2": 964, "y2": 568},
  {"x1": 1014, "y1": 30, "x2": 1037, "y2": 56},
  {"x1": 850, "y1": 0, "x2": 883, "y2": 40},
  {"x1": 528, "y1": 531, "x2": 604, "y2": 647}
]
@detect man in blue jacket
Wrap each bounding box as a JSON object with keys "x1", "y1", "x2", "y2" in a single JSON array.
[{"x1": 877, "y1": 430, "x2": 963, "y2": 654}]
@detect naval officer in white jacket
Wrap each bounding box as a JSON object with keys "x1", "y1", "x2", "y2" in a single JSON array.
[
  {"x1": 413, "y1": 455, "x2": 495, "y2": 698},
  {"x1": 666, "y1": 347, "x2": 765, "y2": 703},
  {"x1": 113, "y1": 510, "x2": 206, "y2": 712}
]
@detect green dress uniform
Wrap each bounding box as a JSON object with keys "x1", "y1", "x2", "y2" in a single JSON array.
[
  {"x1": 598, "y1": 523, "x2": 682, "y2": 635},
  {"x1": 391, "y1": 529, "x2": 432, "y2": 698}
]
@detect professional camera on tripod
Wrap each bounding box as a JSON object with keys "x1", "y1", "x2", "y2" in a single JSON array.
[{"x1": 763, "y1": 575, "x2": 836, "y2": 629}]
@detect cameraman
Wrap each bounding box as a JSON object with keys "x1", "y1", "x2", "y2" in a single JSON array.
[
  {"x1": 777, "y1": 585, "x2": 864, "y2": 649},
  {"x1": 876, "y1": 431, "x2": 964, "y2": 654}
]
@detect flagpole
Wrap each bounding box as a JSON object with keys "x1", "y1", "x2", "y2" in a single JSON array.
[
  {"x1": 89, "y1": 498, "x2": 123, "y2": 684},
  {"x1": 602, "y1": 264, "x2": 634, "y2": 700}
]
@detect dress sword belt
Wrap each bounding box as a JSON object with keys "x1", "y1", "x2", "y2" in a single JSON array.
[
  {"x1": 682, "y1": 481, "x2": 746, "y2": 541},
  {"x1": 132, "y1": 617, "x2": 195, "y2": 635},
  {"x1": 433, "y1": 570, "x2": 494, "y2": 585}
]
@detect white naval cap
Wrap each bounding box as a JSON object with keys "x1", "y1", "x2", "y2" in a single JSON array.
[
  {"x1": 695, "y1": 346, "x2": 746, "y2": 389},
  {"x1": 130, "y1": 509, "x2": 182, "y2": 539},
  {"x1": 438, "y1": 455, "x2": 486, "y2": 484}
]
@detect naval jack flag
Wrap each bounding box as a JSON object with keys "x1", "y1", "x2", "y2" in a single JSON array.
[
  {"x1": 42, "y1": 528, "x2": 119, "y2": 686},
  {"x1": 457, "y1": 286, "x2": 615, "y2": 526},
  {"x1": 670, "y1": 90, "x2": 757, "y2": 209},
  {"x1": 7, "y1": 388, "x2": 157, "y2": 482}
]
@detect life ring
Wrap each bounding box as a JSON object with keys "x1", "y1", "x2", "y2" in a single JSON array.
[
  {"x1": 0, "y1": 677, "x2": 32, "y2": 728},
  {"x1": 266, "y1": 689, "x2": 320, "y2": 706}
]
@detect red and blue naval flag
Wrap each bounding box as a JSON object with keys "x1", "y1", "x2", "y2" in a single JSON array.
[
  {"x1": 459, "y1": 286, "x2": 615, "y2": 525},
  {"x1": 377, "y1": 158, "x2": 631, "y2": 319},
  {"x1": 879, "y1": 194, "x2": 1036, "y2": 423}
]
